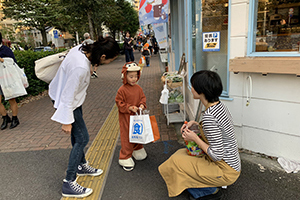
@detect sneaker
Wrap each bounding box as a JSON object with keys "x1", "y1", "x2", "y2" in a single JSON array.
[
  {"x1": 119, "y1": 157, "x2": 135, "y2": 171},
  {"x1": 93, "y1": 71, "x2": 98, "y2": 78},
  {"x1": 62, "y1": 179, "x2": 93, "y2": 198},
  {"x1": 77, "y1": 162, "x2": 103, "y2": 176},
  {"x1": 91, "y1": 74, "x2": 96, "y2": 79}
]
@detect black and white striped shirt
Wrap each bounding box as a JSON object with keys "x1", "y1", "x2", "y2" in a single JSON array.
[{"x1": 202, "y1": 102, "x2": 241, "y2": 172}]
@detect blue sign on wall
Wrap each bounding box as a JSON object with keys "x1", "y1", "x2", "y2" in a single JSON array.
[{"x1": 53, "y1": 30, "x2": 58, "y2": 39}]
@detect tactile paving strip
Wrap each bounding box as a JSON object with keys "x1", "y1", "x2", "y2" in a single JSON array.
[{"x1": 61, "y1": 105, "x2": 119, "y2": 200}]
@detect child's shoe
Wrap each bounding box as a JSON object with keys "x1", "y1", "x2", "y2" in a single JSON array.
[
  {"x1": 146, "y1": 64, "x2": 149, "y2": 67},
  {"x1": 62, "y1": 179, "x2": 93, "y2": 198},
  {"x1": 119, "y1": 157, "x2": 135, "y2": 171},
  {"x1": 77, "y1": 162, "x2": 103, "y2": 176},
  {"x1": 132, "y1": 148, "x2": 147, "y2": 160}
]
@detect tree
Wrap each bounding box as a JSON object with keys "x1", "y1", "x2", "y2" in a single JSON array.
[
  {"x1": 2, "y1": 0, "x2": 65, "y2": 46},
  {"x1": 60, "y1": 0, "x2": 114, "y2": 40},
  {"x1": 104, "y1": 0, "x2": 139, "y2": 39}
]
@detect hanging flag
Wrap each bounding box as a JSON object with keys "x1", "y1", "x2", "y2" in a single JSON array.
[
  {"x1": 139, "y1": 0, "x2": 169, "y2": 26},
  {"x1": 153, "y1": 23, "x2": 168, "y2": 49}
]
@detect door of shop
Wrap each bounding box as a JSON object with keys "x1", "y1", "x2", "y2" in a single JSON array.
[{"x1": 192, "y1": 0, "x2": 229, "y2": 95}]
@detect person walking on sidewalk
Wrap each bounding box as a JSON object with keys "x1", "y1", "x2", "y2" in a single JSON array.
[
  {"x1": 83, "y1": 32, "x2": 98, "y2": 79},
  {"x1": 49, "y1": 36, "x2": 119, "y2": 198},
  {"x1": 159, "y1": 70, "x2": 241, "y2": 200},
  {"x1": 115, "y1": 62, "x2": 147, "y2": 171},
  {"x1": 0, "y1": 32, "x2": 20, "y2": 129},
  {"x1": 124, "y1": 31, "x2": 135, "y2": 62},
  {"x1": 141, "y1": 43, "x2": 151, "y2": 67}
]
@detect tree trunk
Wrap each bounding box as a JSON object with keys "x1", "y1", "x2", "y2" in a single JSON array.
[
  {"x1": 41, "y1": 28, "x2": 48, "y2": 46},
  {"x1": 87, "y1": 10, "x2": 94, "y2": 40}
]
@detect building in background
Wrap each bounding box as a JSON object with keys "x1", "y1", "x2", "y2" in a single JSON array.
[{"x1": 166, "y1": 0, "x2": 300, "y2": 163}]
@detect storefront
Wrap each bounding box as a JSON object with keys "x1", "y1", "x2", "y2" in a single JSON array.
[{"x1": 168, "y1": 0, "x2": 300, "y2": 162}]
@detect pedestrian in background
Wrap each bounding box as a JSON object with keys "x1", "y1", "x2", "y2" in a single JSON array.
[
  {"x1": 0, "y1": 32, "x2": 20, "y2": 130},
  {"x1": 159, "y1": 70, "x2": 241, "y2": 200},
  {"x1": 142, "y1": 43, "x2": 151, "y2": 67},
  {"x1": 49, "y1": 35, "x2": 120, "y2": 198},
  {"x1": 115, "y1": 62, "x2": 147, "y2": 171},
  {"x1": 83, "y1": 32, "x2": 98, "y2": 79},
  {"x1": 124, "y1": 31, "x2": 134, "y2": 62}
]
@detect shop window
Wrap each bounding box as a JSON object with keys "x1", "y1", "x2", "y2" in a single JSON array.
[
  {"x1": 192, "y1": 0, "x2": 229, "y2": 95},
  {"x1": 254, "y1": 0, "x2": 300, "y2": 53}
]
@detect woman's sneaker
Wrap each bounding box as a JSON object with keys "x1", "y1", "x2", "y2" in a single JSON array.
[
  {"x1": 62, "y1": 179, "x2": 93, "y2": 198},
  {"x1": 77, "y1": 162, "x2": 103, "y2": 176}
]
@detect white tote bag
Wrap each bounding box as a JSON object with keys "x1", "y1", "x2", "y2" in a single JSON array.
[
  {"x1": 34, "y1": 50, "x2": 68, "y2": 83},
  {"x1": 0, "y1": 58, "x2": 27, "y2": 100},
  {"x1": 129, "y1": 110, "x2": 154, "y2": 144}
]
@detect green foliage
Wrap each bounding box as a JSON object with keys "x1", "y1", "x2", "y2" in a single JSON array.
[
  {"x1": 104, "y1": 0, "x2": 140, "y2": 37},
  {"x1": 2, "y1": 0, "x2": 66, "y2": 46}
]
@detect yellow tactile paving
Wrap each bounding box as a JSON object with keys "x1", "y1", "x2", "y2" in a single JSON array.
[{"x1": 61, "y1": 105, "x2": 119, "y2": 200}]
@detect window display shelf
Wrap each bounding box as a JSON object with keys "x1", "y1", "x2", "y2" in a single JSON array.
[{"x1": 162, "y1": 73, "x2": 186, "y2": 125}]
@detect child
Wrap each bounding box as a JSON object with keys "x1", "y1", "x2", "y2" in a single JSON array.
[
  {"x1": 142, "y1": 43, "x2": 151, "y2": 67},
  {"x1": 115, "y1": 62, "x2": 147, "y2": 171}
]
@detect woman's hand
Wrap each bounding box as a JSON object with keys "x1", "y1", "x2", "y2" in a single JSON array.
[
  {"x1": 180, "y1": 120, "x2": 198, "y2": 133},
  {"x1": 62, "y1": 124, "x2": 72, "y2": 134},
  {"x1": 182, "y1": 128, "x2": 198, "y2": 142},
  {"x1": 0, "y1": 57, "x2": 4, "y2": 63}
]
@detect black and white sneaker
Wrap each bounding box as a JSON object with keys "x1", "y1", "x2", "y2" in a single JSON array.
[
  {"x1": 77, "y1": 162, "x2": 103, "y2": 176},
  {"x1": 62, "y1": 179, "x2": 93, "y2": 198},
  {"x1": 93, "y1": 71, "x2": 98, "y2": 78}
]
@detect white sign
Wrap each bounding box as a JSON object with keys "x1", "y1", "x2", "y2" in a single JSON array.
[{"x1": 203, "y1": 32, "x2": 220, "y2": 52}]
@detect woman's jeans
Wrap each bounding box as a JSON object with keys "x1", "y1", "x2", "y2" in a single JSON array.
[
  {"x1": 187, "y1": 187, "x2": 217, "y2": 199},
  {"x1": 125, "y1": 48, "x2": 134, "y2": 62},
  {"x1": 65, "y1": 106, "x2": 89, "y2": 181}
]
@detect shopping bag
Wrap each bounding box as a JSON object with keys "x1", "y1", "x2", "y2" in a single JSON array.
[
  {"x1": 129, "y1": 111, "x2": 154, "y2": 144},
  {"x1": 13, "y1": 62, "x2": 29, "y2": 88},
  {"x1": 150, "y1": 115, "x2": 160, "y2": 142},
  {"x1": 0, "y1": 58, "x2": 27, "y2": 100},
  {"x1": 34, "y1": 50, "x2": 68, "y2": 83}
]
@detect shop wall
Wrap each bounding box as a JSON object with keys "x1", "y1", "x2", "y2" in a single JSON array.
[{"x1": 227, "y1": 0, "x2": 300, "y2": 161}]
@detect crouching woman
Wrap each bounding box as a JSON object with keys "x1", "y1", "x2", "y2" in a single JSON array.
[{"x1": 159, "y1": 70, "x2": 241, "y2": 200}]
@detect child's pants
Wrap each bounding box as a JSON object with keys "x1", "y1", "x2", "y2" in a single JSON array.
[
  {"x1": 119, "y1": 128, "x2": 143, "y2": 159},
  {"x1": 145, "y1": 57, "x2": 150, "y2": 66}
]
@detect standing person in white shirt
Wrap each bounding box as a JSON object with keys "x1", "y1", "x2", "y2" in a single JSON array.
[{"x1": 49, "y1": 36, "x2": 119, "y2": 198}]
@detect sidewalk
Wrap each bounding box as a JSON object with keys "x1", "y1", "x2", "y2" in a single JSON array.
[{"x1": 0, "y1": 51, "x2": 299, "y2": 200}]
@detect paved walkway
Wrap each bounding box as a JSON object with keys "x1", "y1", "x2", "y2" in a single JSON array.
[
  {"x1": 0, "y1": 51, "x2": 178, "y2": 200},
  {"x1": 1, "y1": 51, "x2": 299, "y2": 200},
  {"x1": 0, "y1": 51, "x2": 176, "y2": 153}
]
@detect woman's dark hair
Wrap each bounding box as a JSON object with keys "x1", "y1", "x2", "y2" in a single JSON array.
[
  {"x1": 190, "y1": 70, "x2": 223, "y2": 102},
  {"x1": 80, "y1": 35, "x2": 120, "y2": 66}
]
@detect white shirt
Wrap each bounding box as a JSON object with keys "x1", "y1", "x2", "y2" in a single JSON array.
[{"x1": 49, "y1": 45, "x2": 91, "y2": 124}]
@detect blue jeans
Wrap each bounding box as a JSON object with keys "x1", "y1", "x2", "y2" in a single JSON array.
[
  {"x1": 65, "y1": 106, "x2": 89, "y2": 181},
  {"x1": 187, "y1": 187, "x2": 217, "y2": 199},
  {"x1": 125, "y1": 48, "x2": 134, "y2": 62}
]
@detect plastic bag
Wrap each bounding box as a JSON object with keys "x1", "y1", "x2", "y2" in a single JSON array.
[
  {"x1": 159, "y1": 84, "x2": 169, "y2": 104},
  {"x1": 0, "y1": 58, "x2": 27, "y2": 100}
]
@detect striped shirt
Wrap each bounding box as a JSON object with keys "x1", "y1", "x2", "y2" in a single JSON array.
[{"x1": 202, "y1": 102, "x2": 241, "y2": 172}]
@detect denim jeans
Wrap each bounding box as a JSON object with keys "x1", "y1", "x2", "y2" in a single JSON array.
[
  {"x1": 125, "y1": 48, "x2": 134, "y2": 62},
  {"x1": 65, "y1": 106, "x2": 89, "y2": 181},
  {"x1": 187, "y1": 187, "x2": 217, "y2": 199}
]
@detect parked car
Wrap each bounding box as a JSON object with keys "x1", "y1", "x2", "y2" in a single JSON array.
[{"x1": 34, "y1": 46, "x2": 53, "y2": 52}]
